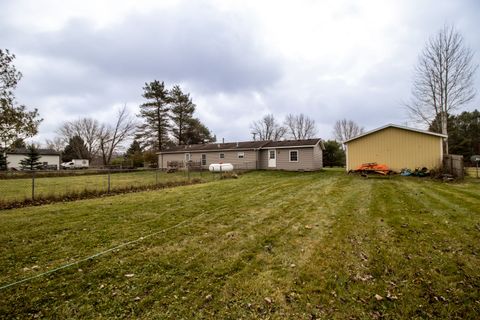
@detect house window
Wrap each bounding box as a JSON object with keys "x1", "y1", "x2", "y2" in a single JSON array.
[
  {"x1": 185, "y1": 153, "x2": 191, "y2": 161},
  {"x1": 219, "y1": 153, "x2": 225, "y2": 159},
  {"x1": 201, "y1": 154, "x2": 207, "y2": 165},
  {"x1": 289, "y1": 150, "x2": 298, "y2": 162},
  {"x1": 237, "y1": 152, "x2": 245, "y2": 159}
]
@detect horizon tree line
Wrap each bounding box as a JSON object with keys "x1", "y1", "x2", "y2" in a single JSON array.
[{"x1": 1, "y1": 23, "x2": 478, "y2": 168}]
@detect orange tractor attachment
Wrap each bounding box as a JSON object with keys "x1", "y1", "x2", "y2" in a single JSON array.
[{"x1": 350, "y1": 163, "x2": 392, "y2": 176}]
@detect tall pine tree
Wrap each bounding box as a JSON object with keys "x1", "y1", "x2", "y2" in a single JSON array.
[
  {"x1": 62, "y1": 135, "x2": 88, "y2": 162},
  {"x1": 185, "y1": 118, "x2": 215, "y2": 144},
  {"x1": 136, "y1": 80, "x2": 171, "y2": 151},
  {"x1": 19, "y1": 144, "x2": 43, "y2": 170},
  {"x1": 169, "y1": 85, "x2": 195, "y2": 145},
  {"x1": 125, "y1": 140, "x2": 144, "y2": 168}
]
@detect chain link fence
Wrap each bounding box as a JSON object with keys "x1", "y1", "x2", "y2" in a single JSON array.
[{"x1": 0, "y1": 168, "x2": 222, "y2": 207}]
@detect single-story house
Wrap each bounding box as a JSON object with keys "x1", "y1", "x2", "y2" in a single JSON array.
[
  {"x1": 158, "y1": 138, "x2": 325, "y2": 171},
  {"x1": 5, "y1": 148, "x2": 61, "y2": 170},
  {"x1": 344, "y1": 124, "x2": 447, "y2": 172}
]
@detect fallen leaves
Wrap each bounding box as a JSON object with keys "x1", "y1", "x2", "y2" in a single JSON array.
[{"x1": 374, "y1": 294, "x2": 383, "y2": 301}]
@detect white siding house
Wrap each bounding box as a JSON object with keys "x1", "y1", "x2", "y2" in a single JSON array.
[{"x1": 6, "y1": 149, "x2": 61, "y2": 170}]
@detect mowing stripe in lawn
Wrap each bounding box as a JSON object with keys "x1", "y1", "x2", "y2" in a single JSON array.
[{"x1": 0, "y1": 212, "x2": 206, "y2": 291}]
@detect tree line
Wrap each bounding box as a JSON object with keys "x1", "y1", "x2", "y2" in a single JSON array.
[
  {"x1": 249, "y1": 113, "x2": 317, "y2": 141},
  {"x1": 0, "y1": 51, "x2": 215, "y2": 168},
  {"x1": 51, "y1": 81, "x2": 215, "y2": 165},
  {"x1": 1, "y1": 23, "x2": 478, "y2": 169}
]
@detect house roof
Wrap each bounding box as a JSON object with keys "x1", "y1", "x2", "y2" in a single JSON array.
[
  {"x1": 158, "y1": 138, "x2": 323, "y2": 154},
  {"x1": 262, "y1": 139, "x2": 323, "y2": 149},
  {"x1": 6, "y1": 148, "x2": 61, "y2": 155},
  {"x1": 343, "y1": 124, "x2": 448, "y2": 144}
]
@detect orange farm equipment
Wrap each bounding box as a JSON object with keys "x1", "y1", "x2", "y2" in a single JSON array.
[{"x1": 350, "y1": 162, "x2": 392, "y2": 176}]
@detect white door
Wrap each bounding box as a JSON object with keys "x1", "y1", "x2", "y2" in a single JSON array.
[{"x1": 268, "y1": 150, "x2": 276, "y2": 168}]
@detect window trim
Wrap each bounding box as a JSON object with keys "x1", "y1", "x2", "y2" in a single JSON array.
[
  {"x1": 237, "y1": 152, "x2": 245, "y2": 159},
  {"x1": 185, "y1": 153, "x2": 191, "y2": 161},
  {"x1": 219, "y1": 153, "x2": 225, "y2": 159},
  {"x1": 201, "y1": 154, "x2": 207, "y2": 166},
  {"x1": 269, "y1": 150, "x2": 276, "y2": 159},
  {"x1": 289, "y1": 150, "x2": 299, "y2": 162}
]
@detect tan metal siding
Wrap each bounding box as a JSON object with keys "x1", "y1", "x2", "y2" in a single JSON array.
[{"x1": 345, "y1": 127, "x2": 443, "y2": 172}]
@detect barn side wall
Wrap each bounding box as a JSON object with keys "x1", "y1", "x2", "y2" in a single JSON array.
[{"x1": 345, "y1": 127, "x2": 443, "y2": 172}]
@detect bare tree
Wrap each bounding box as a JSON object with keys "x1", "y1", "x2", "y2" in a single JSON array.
[
  {"x1": 284, "y1": 114, "x2": 317, "y2": 139},
  {"x1": 98, "y1": 105, "x2": 137, "y2": 165},
  {"x1": 333, "y1": 119, "x2": 365, "y2": 142},
  {"x1": 45, "y1": 136, "x2": 66, "y2": 152},
  {"x1": 58, "y1": 118, "x2": 104, "y2": 159},
  {"x1": 250, "y1": 114, "x2": 287, "y2": 141},
  {"x1": 406, "y1": 25, "x2": 477, "y2": 154}
]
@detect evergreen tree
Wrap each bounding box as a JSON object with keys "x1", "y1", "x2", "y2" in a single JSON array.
[
  {"x1": 431, "y1": 109, "x2": 480, "y2": 161},
  {"x1": 0, "y1": 149, "x2": 7, "y2": 170},
  {"x1": 452, "y1": 110, "x2": 480, "y2": 160},
  {"x1": 19, "y1": 144, "x2": 42, "y2": 170},
  {"x1": 169, "y1": 85, "x2": 195, "y2": 145},
  {"x1": 185, "y1": 118, "x2": 215, "y2": 144},
  {"x1": 126, "y1": 140, "x2": 142, "y2": 156},
  {"x1": 125, "y1": 140, "x2": 144, "y2": 167},
  {"x1": 322, "y1": 140, "x2": 345, "y2": 167},
  {"x1": 62, "y1": 135, "x2": 89, "y2": 162},
  {"x1": 136, "y1": 80, "x2": 171, "y2": 151}
]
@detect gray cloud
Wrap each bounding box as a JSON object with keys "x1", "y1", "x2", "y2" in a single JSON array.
[
  {"x1": 1, "y1": 0, "x2": 479, "y2": 144},
  {"x1": 15, "y1": 4, "x2": 280, "y2": 94}
]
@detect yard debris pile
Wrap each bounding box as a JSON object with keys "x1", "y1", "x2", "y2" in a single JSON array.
[{"x1": 400, "y1": 167, "x2": 430, "y2": 177}]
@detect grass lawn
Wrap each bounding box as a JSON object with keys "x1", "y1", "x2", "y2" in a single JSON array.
[
  {"x1": 0, "y1": 170, "x2": 212, "y2": 203},
  {"x1": 0, "y1": 170, "x2": 479, "y2": 319}
]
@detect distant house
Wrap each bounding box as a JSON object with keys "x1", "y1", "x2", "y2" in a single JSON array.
[
  {"x1": 344, "y1": 124, "x2": 447, "y2": 172},
  {"x1": 158, "y1": 139, "x2": 325, "y2": 171},
  {"x1": 6, "y1": 148, "x2": 61, "y2": 170}
]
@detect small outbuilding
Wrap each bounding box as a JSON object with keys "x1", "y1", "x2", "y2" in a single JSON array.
[
  {"x1": 344, "y1": 124, "x2": 447, "y2": 172},
  {"x1": 6, "y1": 148, "x2": 61, "y2": 170}
]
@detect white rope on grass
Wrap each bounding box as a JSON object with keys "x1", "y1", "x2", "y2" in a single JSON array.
[{"x1": 0, "y1": 213, "x2": 205, "y2": 291}]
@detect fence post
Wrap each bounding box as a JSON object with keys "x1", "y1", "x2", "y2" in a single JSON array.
[
  {"x1": 187, "y1": 164, "x2": 190, "y2": 181},
  {"x1": 156, "y1": 169, "x2": 158, "y2": 184},
  {"x1": 107, "y1": 169, "x2": 111, "y2": 193},
  {"x1": 32, "y1": 171, "x2": 35, "y2": 200}
]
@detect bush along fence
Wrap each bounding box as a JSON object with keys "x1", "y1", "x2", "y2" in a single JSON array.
[{"x1": 0, "y1": 167, "x2": 236, "y2": 209}]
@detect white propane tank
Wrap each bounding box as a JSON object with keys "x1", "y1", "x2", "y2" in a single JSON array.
[{"x1": 209, "y1": 163, "x2": 234, "y2": 172}]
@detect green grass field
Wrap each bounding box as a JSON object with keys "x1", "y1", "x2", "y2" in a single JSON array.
[
  {"x1": 0, "y1": 170, "x2": 479, "y2": 319},
  {"x1": 0, "y1": 170, "x2": 213, "y2": 203}
]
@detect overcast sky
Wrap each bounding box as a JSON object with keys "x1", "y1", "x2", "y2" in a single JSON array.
[{"x1": 2, "y1": 0, "x2": 479, "y2": 144}]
